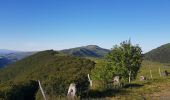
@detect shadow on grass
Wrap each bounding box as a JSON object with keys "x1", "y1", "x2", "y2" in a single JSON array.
[
  {"x1": 83, "y1": 83, "x2": 144, "y2": 99},
  {"x1": 123, "y1": 83, "x2": 144, "y2": 88},
  {"x1": 83, "y1": 88, "x2": 126, "y2": 99}
]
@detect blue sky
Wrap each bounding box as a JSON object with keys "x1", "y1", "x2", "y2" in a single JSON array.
[{"x1": 0, "y1": 0, "x2": 170, "y2": 52}]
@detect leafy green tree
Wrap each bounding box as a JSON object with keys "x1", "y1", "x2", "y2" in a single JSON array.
[
  {"x1": 106, "y1": 40, "x2": 142, "y2": 82},
  {"x1": 91, "y1": 59, "x2": 114, "y2": 89}
]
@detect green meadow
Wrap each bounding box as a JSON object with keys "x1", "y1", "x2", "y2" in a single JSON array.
[{"x1": 86, "y1": 59, "x2": 170, "y2": 100}]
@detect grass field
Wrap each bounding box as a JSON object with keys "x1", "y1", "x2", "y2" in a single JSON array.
[{"x1": 85, "y1": 60, "x2": 170, "y2": 100}]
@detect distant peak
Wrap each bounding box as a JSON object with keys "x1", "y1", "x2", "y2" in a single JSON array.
[
  {"x1": 86, "y1": 45, "x2": 98, "y2": 47},
  {"x1": 84, "y1": 45, "x2": 100, "y2": 48},
  {"x1": 60, "y1": 45, "x2": 110, "y2": 58}
]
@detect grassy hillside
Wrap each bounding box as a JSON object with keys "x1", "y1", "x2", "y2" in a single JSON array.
[
  {"x1": 144, "y1": 43, "x2": 170, "y2": 63},
  {"x1": 60, "y1": 45, "x2": 110, "y2": 58},
  {"x1": 0, "y1": 50, "x2": 95, "y2": 99},
  {"x1": 1, "y1": 49, "x2": 170, "y2": 100},
  {"x1": 87, "y1": 60, "x2": 170, "y2": 100}
]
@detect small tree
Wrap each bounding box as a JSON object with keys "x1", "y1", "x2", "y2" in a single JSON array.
[{"x1": 106, "y1": 40, "x2": 142, "y2": 82}]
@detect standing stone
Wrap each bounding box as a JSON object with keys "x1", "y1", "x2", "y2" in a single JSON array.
[
  {"x1": 161, "y1": 70, "x2": 169, "y2": 76},
  {"x1": 67, "y1": 83, "x2": 76, "y2": 100},
  {"x1": 140, "y1": 76, "x2": 146, "y2": 81},
  {"x1": 113, "y1": 76, "x2": 120, "y2": 87}
]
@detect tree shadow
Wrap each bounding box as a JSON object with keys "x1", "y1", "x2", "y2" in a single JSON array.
[
  {"x1": 123, "y1": 83, "x2": 144, "y2": 88},
  {"x1": 83, "y1": 83, "x2": 144, "y2": 99},
  {"x1": 83, "y1": 88, "x2": 127, "y2": 99}
]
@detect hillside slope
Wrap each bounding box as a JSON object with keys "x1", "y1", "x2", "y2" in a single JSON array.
[
  {"x1": 144, "y1": 43, "x2": 170, "y2": 63},
  {"x1": 60, "y1": 45, "x2": 110, "y2": 58},
  {"x1": 0, "y1": 50, "x2": 95, "y2": 99}
]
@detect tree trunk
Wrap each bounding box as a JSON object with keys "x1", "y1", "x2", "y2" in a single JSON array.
[
  {"x1": 150, "y1": 69, "x2": 153, "y2": 80},
  {"x1": 88, "y1": 74, "x2": 92, "y2": 87},
  {"x1": 129, "y1": 71, "x2": 131, "y2": 83},
  {"x1": 159, "y1": 67, "x2": 161, "y2": 77},
  {"x1": 38, "y1": 80, "x2": 47, "y2": 100}
]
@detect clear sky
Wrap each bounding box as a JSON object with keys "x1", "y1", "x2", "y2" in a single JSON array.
[{"x1": 0, "y1": 0, "x2": 170, "y2": 52}]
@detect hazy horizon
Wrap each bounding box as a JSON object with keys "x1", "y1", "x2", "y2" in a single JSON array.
[{"x1": 0, "y1": 0, "x2": 170, "y2": 53}]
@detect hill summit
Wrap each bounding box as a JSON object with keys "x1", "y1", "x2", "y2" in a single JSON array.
[{"x1": 60, "y1": 45, "x2": 110, "y2": 58}]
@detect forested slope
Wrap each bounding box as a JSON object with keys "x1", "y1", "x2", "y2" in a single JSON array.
[{"x1": 0, "y1": 50, "x2": 95, "y2": 99}]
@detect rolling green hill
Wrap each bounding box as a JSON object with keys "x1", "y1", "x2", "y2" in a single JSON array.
[
  {"x1": 144, "y1": 43, "x2": 170, "y2": 63},
  {"x1": 0, "y1": 50, "x2": 95, "y2": 99},
  {"x1": 60, "y1": 45, "x2": 110, "y2": 58}
]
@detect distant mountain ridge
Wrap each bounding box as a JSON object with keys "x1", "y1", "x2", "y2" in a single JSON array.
[
  {"x1": 144, "y1": 43, "x2": 170, "y2": 63},
  {"x1": 0, "y1": 49, "x2": 19, "y2": 54},
  {"x1": 0, "y1": 45, "x2": 109, "y2": 68},
  {"x1": 0, "y1": 57, "x2": 11, "y2": 68},
  {"x1": 60, "y1": 45, "x2": 110, "y2": 58},
  {"x1": 0, "y1": 51, "x2": 35, "y2": 68}
]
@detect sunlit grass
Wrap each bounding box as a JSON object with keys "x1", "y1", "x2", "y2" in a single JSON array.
[{"x1": 87, "y1": 60, "x2": 170, "y2": 100}]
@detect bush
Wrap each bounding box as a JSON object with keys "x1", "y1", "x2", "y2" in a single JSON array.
[{"x1": 0, "y1": 80, "x2": 38, "y2": 100}]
